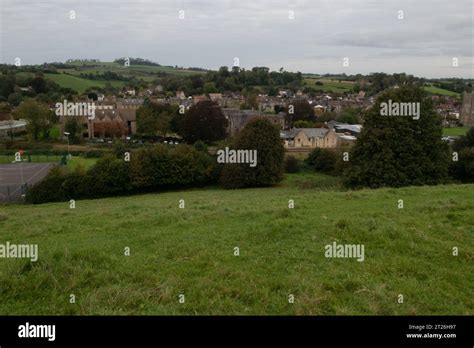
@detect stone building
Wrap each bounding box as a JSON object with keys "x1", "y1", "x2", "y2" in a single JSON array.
[
  {"x1": 222, "y1": 108, "x2": 285, "y2": 138},
  {"x1": 59, "y1": 98, "x2": 143, "y2": 139}
]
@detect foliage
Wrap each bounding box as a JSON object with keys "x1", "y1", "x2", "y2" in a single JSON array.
[
  {"x1": 13, "y1": 99, "x2": 56, "y2": 140},
  {"x1": 285, "y1": 99, "x2": 315, "y2": 127},
  {"x1": 181, "y1": 100, "x2": 227, "y2": 143},
  {"x1": 220, "y1": 118, "x2": 284, "y2": 188},
  {"x1": 343, "y1": 85, "x2": 450, "y2": 188},
  {"x1": 305, "y1": 148, "x2": 339, "y2": 174}
]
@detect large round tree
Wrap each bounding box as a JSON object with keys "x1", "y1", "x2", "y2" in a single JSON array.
[
  {"x1": 220, "y1": 117, "x2": 285, "y2": 188},
  {"x1": 343, "y1": 85, "x2": 449, "y2": 188},
  {"x1": 181, "y1": 100, "x2": 227, "y2": 143},
  {"x1": 285, "y1": 99, "x2": 315, "y2": 128}
]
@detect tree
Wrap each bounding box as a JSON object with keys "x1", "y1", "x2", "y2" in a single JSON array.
[
  {"x1": 293, "y1": 120, "x2": 316, "y2": 128},
  {"x1": 7, "y1": 92, "x2": 22, "y2": 106},
  {"x1": 31, "y1": 76, "x2": 48, "y2": 94},
  {"x1": 181, "y1": 100, "x2": 227, "y2": 143},
  {"x1": 0, "y1": 73, "x2": 15, "y2": 98},
  {"x1": 286, "y1": 99, "x2": 315, "y2": 128},
  {"x1": 136, "y1": 102, "x2": 174, "y2": 138},
  {"x1": 343, "y1": 85, "x2": 449, "y2": 188},
  {"x1": 450, "y1": 127, "x2": 474, "y2": 183},
  {"x1": 64, "y1": 116, "x2": 81, "y2": 144},
  {"x1": 220, "y1": 118, "x2": 285, "y2": 188},
  {"x1": 203, "y1": 82, "x2": 218, "y2": 94},
  {"x1": 13, "y1": 99, "x2": 56, "y2": 140},
  {"x1": 336, "y1": 107, "x2": 362, "y2": 124}
]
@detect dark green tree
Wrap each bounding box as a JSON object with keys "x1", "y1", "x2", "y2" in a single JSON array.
[
  {"x1": 286, "y1": 99, "x2": 315, "y2": 127},
  {"x1": 450, "y1": 127, "x2": 474, "y2": 183},
  {"x1": 181, "y1": 100, "x2": 227, "y2": 143},
  {"x1": 343, "y1": 85, "x2": 449, "y2": 188},
  {"x1": 64, "y1": 116, "x2": 81, "y2": 144},
  {"x1": 220, "y1": 118, "x2": 284, "y2": 188}
]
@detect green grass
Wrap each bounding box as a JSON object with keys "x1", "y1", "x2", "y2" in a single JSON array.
[
  {"x1": 423, "y1": 85, "x2": 461, "y2": 97},
  {"x1": 44, "y1": 73, "x2": 125, "y2": 93},
  {"x1": 442, "y1": 127, "x2": 469, "y2": 136},
  {"x1": 66, "y1": 156, "x2": 98, "y2": 170},
  {"x1": 304, "y1": 78, "x2": 354, "y2": 93},
  {"x1": 0, "y1": 173, "x2": 472, "y2": 315}
]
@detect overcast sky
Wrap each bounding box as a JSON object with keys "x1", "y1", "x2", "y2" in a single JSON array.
[{"x1": 1, "y1": 0, "x2": 473, "y2": 78}]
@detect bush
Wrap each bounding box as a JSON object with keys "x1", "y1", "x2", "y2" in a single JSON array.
[
  {"x1": 27, "y1": 144, "x2": 217, "y2": 204},
  {"x1": 193, "y1": 140, "x2": 208, "y2": 152},
  {"x1": 26, "y1": 167, "x2": 67, "y2": 203},
  {"x1": 284, "y1": 155, "x2": 301, "y2": 173},
  {"x1": 87, "y1": 155, "x2": 131, "y2": 196},
  {"x1": 305, "y1": 148, "x2": 338, "y2": 174},
  {"x1": 130, "y1": 144, "x2": 215, "y2": 190},
  {"x1": 450, "y1": 127, "x2": 474, "y2": 183},
  {"x1": 61, "y1": 167, "x2": 93, "y2": 199},
  {"x1": 220, "y1": 118, "x2": 284, "y2": 188}
]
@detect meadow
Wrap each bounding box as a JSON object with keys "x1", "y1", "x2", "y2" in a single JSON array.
[
  {"x1": 442, "y1": 127, "x2": 469, "y2": 136},
  {"x1": 304, "y1": 78, "x2": 354, "y2": 93},
  {"x1": 0, "y1": 172, "x2": 472, "y2": 315}
]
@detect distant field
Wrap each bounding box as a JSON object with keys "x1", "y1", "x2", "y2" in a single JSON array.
[
  {"x1": 304, "y1": 78, "x2": 354, "y2": 93},
  {"x1": 0, "y1": 172, "x2": 472, "y2": 315},
  {"x1": 44, "y1": 73, "x2": 125, "y2": 93},
  {"x1": 423, "y1": 85, "x2": 460, "y2": 97},
  {"x1": 443, "y1": 127, "x2": 469, "y2": 136},
  {"x1": 65, "y1": 61, "x2": 206, "y2": 77},
  {"x1": 41, "y1": 62, "x2": 206, "y2": 92}
]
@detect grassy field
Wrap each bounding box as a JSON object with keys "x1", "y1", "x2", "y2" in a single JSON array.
[
  {"x1": 304, "y1": 78, "x2": 354, "y2": 93},
  {"x1": 423, "y1": 85, "x2": 461, "y2": 98},
  {"x1": 442, "y1": 127, "x2": 469, "y2": 136},
  {"x1": 0, "y1": 172, "x2": 472, "y2": 315},
  {"x1": 42, "y1": 62, "x2": 207, "y2": 92},
  {"x1": 44, "y1": 73, "x2": 125, "y2": 93},
  {"x1": 66, "y1": 156, "x2": 98, "y2": 170}
]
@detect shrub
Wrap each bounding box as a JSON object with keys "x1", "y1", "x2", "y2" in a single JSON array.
[
  {"x1": 87, "y1": 155, "x2": 131, "y2": 196},
  {"x1": 450, "y1": 127, "x2": 474, "y2": 183},
  {"x1": 305, "y1": 148, "x2": 338, "y2": 174},
  {"x1": 26, "y1": 167, "x2": 67, "y2": 203},
  {"x1": 284, "y1": 155, "x2": 301, "y2": 173},
  {"x1": 130, "y1": 144, "x2": 215, "y2": 191},
  {"x1": 27, "y1": 144, "x2": 216, "y2": 204},
  {"x1": 220, "y1": 118, "x2": 284, "y2": 188},
  {"x1": 193, "y1": 140, "x2": 208, "y2": 152}
]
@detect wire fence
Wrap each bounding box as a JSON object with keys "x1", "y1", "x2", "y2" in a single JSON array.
[
  {"x1": 0, "y1": 183, "x2": 30, "y2": 202},
  {"x1": 0, "y1": 153, "x2": 65, "y2": 164}
]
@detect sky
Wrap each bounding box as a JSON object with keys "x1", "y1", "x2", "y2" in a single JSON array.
[{"x1": 0, "y1": 0, "x2": 473, "y2": 78}]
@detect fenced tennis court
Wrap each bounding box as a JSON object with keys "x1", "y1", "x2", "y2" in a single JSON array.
[{"x1": 0, "y1": 162, "x2": 57, "y2": 202}]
